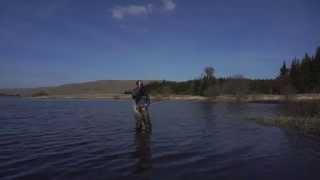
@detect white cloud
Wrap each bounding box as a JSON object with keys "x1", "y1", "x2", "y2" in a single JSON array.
[
  {"x1": 112, "y1": 5, "x2": 152, "y2": 20},
  {"x1": 111, "y1": 0, "x2": 176, "y2": 20},
  {"x1": 161, "y1": 0, "x2": 176, "y2": 11},
  {"x1": 146, "y1": 3, "x2": 153, "y2": 13}
]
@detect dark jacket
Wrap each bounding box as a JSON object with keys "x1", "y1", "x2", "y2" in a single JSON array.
[{"x1": 132, "y1": 86, "x2": 150, "y2": 106}]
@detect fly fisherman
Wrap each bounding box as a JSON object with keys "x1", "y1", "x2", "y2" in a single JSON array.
[{"x1": 132, "y1": 80, "x2": 151, "y2": 131}]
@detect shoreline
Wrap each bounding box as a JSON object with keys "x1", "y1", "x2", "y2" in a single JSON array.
[{"x1": 28, "y1": 93, "x2": 320, "y2": 102}]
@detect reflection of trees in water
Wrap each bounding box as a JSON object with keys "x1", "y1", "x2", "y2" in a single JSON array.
[
  {"x1": 280, "y1": 101, "x2": 320, "y2": 117},
  {"x1": 133, "y1": 131, "x2": 152, "y2": 179}
]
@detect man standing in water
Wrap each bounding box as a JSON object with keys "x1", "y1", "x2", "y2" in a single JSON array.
[{"x1": 132, "y1": 80, "x2": 151, "y2": 131}]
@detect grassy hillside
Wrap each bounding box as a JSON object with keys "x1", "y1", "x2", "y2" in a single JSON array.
[{"x1": 0, "y1": 80, "x2": 155, "y2": 97}]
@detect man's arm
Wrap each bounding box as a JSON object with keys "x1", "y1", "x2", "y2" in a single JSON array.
[{"x1": 131, "y1": 88, "x2": 139, "y2": 100}]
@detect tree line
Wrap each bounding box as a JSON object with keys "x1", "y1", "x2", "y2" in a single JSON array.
[
  {"x1": 145, "y1": 47, "x2": 320, "y2": 97},
  {"x1": 278, "y1": 47, "x2": 320, "y2": 93}
]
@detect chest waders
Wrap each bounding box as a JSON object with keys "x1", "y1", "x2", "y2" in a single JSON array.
[{"x1": 133, "y1": 99, "x2": 151, "y2": 132}]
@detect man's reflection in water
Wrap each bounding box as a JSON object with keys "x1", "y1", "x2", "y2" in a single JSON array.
[{"x1": 133, "y1": 131, "x2": 152, "y2": 179}]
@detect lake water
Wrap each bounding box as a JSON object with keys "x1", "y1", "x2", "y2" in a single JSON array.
[{"x1": 1, "y1": 97, "x2": 320, "y2": 180}]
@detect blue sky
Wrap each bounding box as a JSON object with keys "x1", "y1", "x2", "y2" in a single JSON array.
[{"x1": 1, "y1": 0, "x2": 320, "y2": 88}]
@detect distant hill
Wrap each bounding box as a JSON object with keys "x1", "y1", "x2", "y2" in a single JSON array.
[{"x1": 0, "y1": 80, "x2": 156, "y2": 97}]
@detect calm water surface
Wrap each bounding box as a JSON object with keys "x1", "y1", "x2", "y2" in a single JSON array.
[{"x1": 1, "y1": 97, "x2": 320, "y2": 180}]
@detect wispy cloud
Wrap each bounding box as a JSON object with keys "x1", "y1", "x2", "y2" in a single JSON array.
[
  {"x1": 161, "y1": 0, "x2": 176, "y2": 11},
  {"x1": 111, "y1": 0, "x2": 176, "y2": 20},
  {"x1": 112, "y1": 4, "x2": 152, "y2": 20}
]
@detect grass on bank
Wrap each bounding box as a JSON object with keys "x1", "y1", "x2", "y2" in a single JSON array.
[{"x1": 248, "y1": 116, "x2": 320, "y2": 136}]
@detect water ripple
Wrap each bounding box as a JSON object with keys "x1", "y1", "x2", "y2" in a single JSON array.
[{"x1": 1, "y1": 99, "x2": 320, "y2": 180}]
